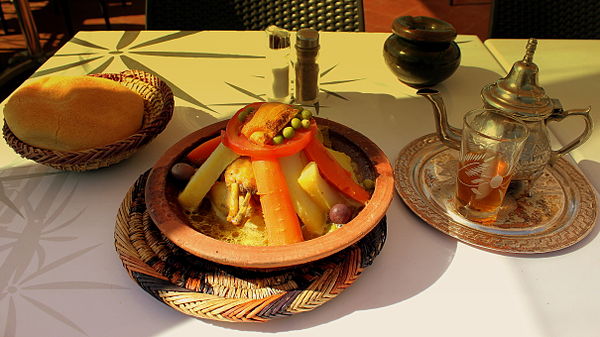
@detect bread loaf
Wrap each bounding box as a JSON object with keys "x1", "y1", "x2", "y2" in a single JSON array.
[{"x1": 3, "y1": 75, "x2": 145, "y2": 151}]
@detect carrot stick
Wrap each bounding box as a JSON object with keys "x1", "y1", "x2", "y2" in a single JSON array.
[
  {"x1": 303, "y1": 137, "x2": 370, "y2": 204},
  {"x1": 251, "y1": 158, "x2": 304, "y2": 245},
  {"x1": 185, "y1": 135, "x2": 222, "y2": 165}
]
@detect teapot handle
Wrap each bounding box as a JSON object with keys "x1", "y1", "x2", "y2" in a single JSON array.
[{"x1": 549, "y1": 106, "x2": 593, "y2": 159}]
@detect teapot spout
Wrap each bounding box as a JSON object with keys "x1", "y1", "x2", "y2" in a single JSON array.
[{"x1": 417, "y1": 88, "x2": 461, "y2": 150}]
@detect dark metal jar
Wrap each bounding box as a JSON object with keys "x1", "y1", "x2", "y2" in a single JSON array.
[{"x1": 383, "y1": 16, "x2": 461, "y2": 88}]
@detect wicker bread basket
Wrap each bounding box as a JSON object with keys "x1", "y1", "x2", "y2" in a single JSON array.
[{"x1": 3, "y1": 69, "x2": 174, "y2": 171}]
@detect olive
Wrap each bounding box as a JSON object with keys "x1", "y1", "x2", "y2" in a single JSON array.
[
  {"x1": 329, "y1": 203, "x2": 352, "y2": 224},
  {"x1": 282, "y1": 126, "x2": 295, "y2": 139},
  {"x1": 272, "y1": 135, "x2": 284, "y2": 144},
  {"x1": 301, "y1": 119, "x2": 311, "y2": 129},
  {"x1": 301, "y1": 109, "x2": 312, "y2": 120},
  {"x1": 291, "y1": 117, "x2": 302, "y2": 129},
  {"x1": 363, "y1": 178, "x2": 375, "y2": 189},
  {"x1": 171, "y1": 162, "x2": 196, "y2": 181}
]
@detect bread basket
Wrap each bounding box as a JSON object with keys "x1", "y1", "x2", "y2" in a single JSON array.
[{"x1": 3, "y1": 69, "x2": 174, "y2": 171}]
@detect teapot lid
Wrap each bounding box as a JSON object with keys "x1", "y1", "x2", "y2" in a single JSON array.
[{"x1": 481, "y1": 38, "x2": 553, "y2": 121}]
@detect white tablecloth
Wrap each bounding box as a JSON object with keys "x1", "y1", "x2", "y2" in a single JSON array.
[{"x1": 0, "y1": 31, "x2": 598, "y2": 337}]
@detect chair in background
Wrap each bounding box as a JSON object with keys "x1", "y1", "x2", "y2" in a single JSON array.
[
  {"x1": 0, "y1": 1, "x2": 8, "y2": 34},
  {"x1": 489, "y1": 0, "x2": 600, "y2": 39},
  {"x1": 56, "y1": 0, "x2": 128, "y2": 36},
  {"x1": 145, "y1": 0, "x2": 365, "y2": 32},
  {"x1": 449, "y1": 0, "x2": 490, "y2": 5}
]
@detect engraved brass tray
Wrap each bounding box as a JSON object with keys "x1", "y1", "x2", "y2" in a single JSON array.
[{"x1": 394, "y1": 133, "x2": 598, "y2": 254}]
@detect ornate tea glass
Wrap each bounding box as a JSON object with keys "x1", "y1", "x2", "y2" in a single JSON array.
[{"x1": 455, "y1": 108, "x2": 529, "y2": 224}]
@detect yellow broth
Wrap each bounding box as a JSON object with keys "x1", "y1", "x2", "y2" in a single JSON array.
[{"x1": 184, "y1": 202, "x2": 339, "y2": 246}]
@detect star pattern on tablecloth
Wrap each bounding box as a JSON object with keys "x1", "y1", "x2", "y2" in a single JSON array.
[
  {"x1": 32, "y1": 31, "x2": 364, "y2": 115},
  {"x1": 33, "y1": 31, "x2": 264, "y2": 114},
  {"x1": 0, "y1": 167, "x2": 126, "y2": 336}
]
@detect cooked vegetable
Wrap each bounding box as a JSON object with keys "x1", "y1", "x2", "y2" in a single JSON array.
[
  {"x1": 282, "y1": 126, "x2": 295, "y2": 139},
  {"x1": 303, "y1": 137, "x2": 370, "y2": 204},
  {"x1": 279, "y1": 153, "x2": 328, "y2": 236},
  {"x1": 241, "y1": 103, "x2": 299, "y2": 144},
  {"x1": 301, "y1": 109, "x2": 312, "y2": 120},
  {"x1": 252, "y1": 158, "x2": 304, "y2": 245},
  {"x1": 291, "y1": 118, "x2": 302, "y2": 129},
  {"x1": 186, "y1": 135, "x2": 222, "y2": 165},
  {"x1": 178, "y1": 142, "x2": 240, "y2": 211},
  {"x1": 363, "y1": 178, "x2": 375, "y2": 189},
  {"x1": 223, "y1": 102, "x2": 316, "y2": 159},
  {"x1": 177, "y1": 102, "x2": 369, "y2": 246},
  {"x1": 326, "y1": 148, "x2": 359, "y2": 184},
  {"x1": 171, "y1": 162, "x2": 196, "y2": 181},
  {"x1": 297, "y1": 161, "x2": 346, "y2": 210},
  {"x1": 237, "y1": 105, "x2": 255, "y2": 122},
  {"x1": 329, "y1": 203, "x2": 352, "y2": 224}
]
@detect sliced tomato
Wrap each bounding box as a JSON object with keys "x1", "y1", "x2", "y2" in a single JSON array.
[{"x1": 222, "y1": 102, "x2": 316, "y2": 159}]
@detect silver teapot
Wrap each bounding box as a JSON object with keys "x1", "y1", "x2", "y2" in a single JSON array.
[{"x1": 418, "y1": 38, "x2": 593, "y2": 192}]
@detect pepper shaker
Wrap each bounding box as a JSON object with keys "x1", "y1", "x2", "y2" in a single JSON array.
[
  {"x1": 295, "y1": 28, "x2": 320, "y2": 104},
  {"x1": 265, "y1": 26, "x2": 291, "y2": 102}
]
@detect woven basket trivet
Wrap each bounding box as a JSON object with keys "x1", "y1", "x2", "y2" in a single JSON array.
[{"x1": 115, "y1": 171, "x2": 387, "y2": 322}]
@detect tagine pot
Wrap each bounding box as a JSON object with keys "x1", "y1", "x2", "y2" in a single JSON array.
[{"x1": 383, "y1": 16, "x2": 461, "y2": 87}]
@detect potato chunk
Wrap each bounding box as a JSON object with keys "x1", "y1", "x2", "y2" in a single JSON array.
[{"x1": 297, "y1": 161, "x2": 345, "y2": 211}]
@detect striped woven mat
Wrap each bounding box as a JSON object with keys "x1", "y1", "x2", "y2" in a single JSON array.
[{"x1": 115, "y1": 171, "x2": 387, "y2": 322}]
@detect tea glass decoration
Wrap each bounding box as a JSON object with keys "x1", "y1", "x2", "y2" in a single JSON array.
[{"x1": 455, "y1": 109, "x2": 529, "y2": 224}]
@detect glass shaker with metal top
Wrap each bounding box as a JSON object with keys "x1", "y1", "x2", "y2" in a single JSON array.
[{"x1": 265, "y1": 25, "x2": 291, "y2": 103}]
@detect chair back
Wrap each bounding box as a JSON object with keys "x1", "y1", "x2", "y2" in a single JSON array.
[
  {"x1": 146, "y1": 0, "x2": 364, "y2": 32},
  {"x1": 489, "y1": 0, "x2": 600, "y2": 39}
]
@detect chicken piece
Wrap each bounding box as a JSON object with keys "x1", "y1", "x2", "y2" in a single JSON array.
[
  {"x1": 208, "y1": 181, "x2": 228, "y2": 221},
  {"x1": 224, "y1": 157, "x2": 256, "y2": 193},
  {"x1": 223, "y1": 157, "x2": 257, "y2": 225},
  {"x1": 240, "y1": 102, "x2": 300, "y2": 144}
]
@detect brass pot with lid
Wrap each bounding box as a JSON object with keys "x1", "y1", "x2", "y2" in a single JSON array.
[{"x1": 418, "y1": 38, "x2": 593, "y2": 193}]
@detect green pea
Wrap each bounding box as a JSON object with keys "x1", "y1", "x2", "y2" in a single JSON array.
[
  {"x1": 272, "y1": 135, "x2": 284, "y2": 144},
  {"x1": 301, "y1": 119, "x2": 311, "y2": 128},
  {"x1": 237, "y1": 110, "x2": 248, "y2": 122},
  {"x1": 363, "y1": 178, "x2": 375, "y2": 189},
  {"x1": 282, "y1": 127, "x2": 295, "y2": 139},
  {"x1": 291, "y1": 118, "x2": 302, "y2": 129},
  {"x1": 301, "y1": 109, "x2": 312, "y2": 120},
  {"x1": 238, "y1": 106, "x2": 255, "y2": 122}
]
